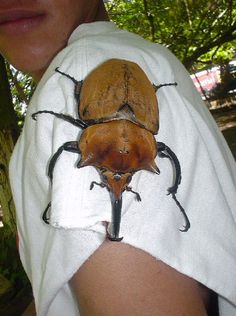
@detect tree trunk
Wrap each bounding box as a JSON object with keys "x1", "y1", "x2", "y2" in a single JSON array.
[
  {"x1": 0, "y1": 56, "x2": 32, "y2": 315},
  {"x1": 0, "y1": 55, "x2": 19, "y2": 233}
]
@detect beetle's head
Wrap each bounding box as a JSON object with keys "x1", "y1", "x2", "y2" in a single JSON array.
[{"x1": 100, "y1": 169, "x2": 132, "y2": 200}]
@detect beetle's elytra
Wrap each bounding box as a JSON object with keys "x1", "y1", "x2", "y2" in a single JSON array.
[
  {"x1": 78, "y1": 59, "x2": 159, "y2": 134},
  {"x1": 32, "y1": 58, "x2": 190, "y2": 241}
]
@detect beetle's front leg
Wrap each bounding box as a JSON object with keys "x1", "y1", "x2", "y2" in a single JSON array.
[
  {"x1": 90, "y1": 181, "x2": 107, "y2": 191},
  {"x1": 126, "y1": 186, "x2": 142, "y2": 201}
]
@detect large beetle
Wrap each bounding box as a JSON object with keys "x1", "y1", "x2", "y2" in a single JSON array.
[{"x1": 32, "y1": 58, "x2": 190, "y2": 241}]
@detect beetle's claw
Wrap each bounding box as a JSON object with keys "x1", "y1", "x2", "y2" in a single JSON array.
[
  {"x1": 42, "y1": 202, "x2": 51, "y2": 224},
  {"x1": 179, "y1": 224, "x2": 190, "y2": 233},
  {"x1": 179, "y1": 216, "x2": 191, "y2": 232},
  {"x1": 171, "y1": 194, "x2": 191, "y2": 232},
  {"x1": 32, "y1": 113, "x2": 37, "y2": 120}
]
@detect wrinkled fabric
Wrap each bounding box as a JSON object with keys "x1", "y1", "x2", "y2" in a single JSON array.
[{"x1": 9, "y1": 22, "x2": 236, "y2": 315}]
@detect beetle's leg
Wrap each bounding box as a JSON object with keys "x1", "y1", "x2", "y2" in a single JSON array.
[
  {"x1": 32, "y1": 110, "x2": 88, "y2": 129},
  {"x1": 55, "y1": 67, "x2": 78, "y2": 84},
  {"x1": 42, "y1": 202, "x2": 51, "y2": 224},
  {"x1": 153, "y1": 82, "x2": 177, "y2": 91},
  {"x1": 157, "y1": 142, "x2": 181, "y2": 194},
  {"x1": 42, "y1": 142, "x2": 80, "y2": 224},
  {"x1": 172, "y1": 195, "x2": 191, "y2": 232},
  {"x1": 55, "y1": 67, "x2": 83, "y2": 105},
  {"x1": 126, "y1": 186, "x2": 142, "y2": 201},
  {"x1": 48, "y1": 141, "x2": 80, "y2": 182},
  {"x1": 157, "y1": 141, "x2": 190, "y2": 232}
]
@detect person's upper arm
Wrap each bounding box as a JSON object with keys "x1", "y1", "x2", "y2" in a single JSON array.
[{"x1": 70, "y1": 241, "x2": 208, "y2": 316}]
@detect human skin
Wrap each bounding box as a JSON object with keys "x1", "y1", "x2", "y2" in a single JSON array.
[
  {"x1": 0, "y1": 0, "x2": 108, "y2": 81},
  {"x1": 1, "y1": 1, "x2": 210, "y2": 315},
  {"x1": 71, "y1": 242, "x2": 210, "y2": 316}
]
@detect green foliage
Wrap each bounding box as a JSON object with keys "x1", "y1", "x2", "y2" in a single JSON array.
[
  {"x1": 0, "y1": 224, "x2": 29, "y2": 289},
  {"x1": 6, "y1": 63, "x2": 35, "y2": 128},
  {"x1": 106, "y1": 0, "x2": 236, "y2": 70}
]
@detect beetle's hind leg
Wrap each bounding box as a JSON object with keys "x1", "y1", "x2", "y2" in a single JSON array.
[{"x1": 157, "y1": 141, "x2": 190, "y2": 232}]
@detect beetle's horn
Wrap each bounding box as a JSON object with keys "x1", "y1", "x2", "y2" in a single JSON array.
[
  {"x1": 145, "y1": 161, "x2": 160, "y2": 174},
  {"x1": 77, "y1": 155, "x2": 95, "y2": 168},
  {"x1": 107, "y1": 194, "x2": 123, "y2": 242}
]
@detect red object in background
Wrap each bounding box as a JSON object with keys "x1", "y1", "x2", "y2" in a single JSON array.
[{"x1": 191, "y1": 67, "x2": 221, "y2": 94}]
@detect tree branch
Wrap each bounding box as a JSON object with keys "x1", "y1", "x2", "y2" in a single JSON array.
[
  {"x1": 143, "y1": 0, "x2": 155, "y2": 42},
  {"x1": 183, "y1": 21, "x2": 236, "y2": 68}
]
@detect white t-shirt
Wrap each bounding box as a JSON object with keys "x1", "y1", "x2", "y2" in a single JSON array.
[{"x1": 9, "y1": 21, "x2": 236, "y2": 315}]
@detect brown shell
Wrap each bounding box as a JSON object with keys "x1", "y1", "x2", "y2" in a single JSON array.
[
  {"x1": 78, "y1": 59, "x2": 159, "y2": 134},
  {"x1": 78, "y1": 120, "x2": 158, "y2": 174}
]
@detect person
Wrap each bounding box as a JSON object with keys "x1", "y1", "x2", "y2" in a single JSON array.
[{"x1": 1, "y1": 1, "x2": 235, "y2": 315}]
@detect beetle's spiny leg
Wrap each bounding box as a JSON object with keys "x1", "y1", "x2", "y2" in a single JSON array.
[
  {"x1": 55, "y1": 67, "x2": 78, "y2": 84},
  {"x1": 172, "y1": 194, "x2": 191, "y2": 232},
  {"x1": 153, "y1": 82, "x2": 177, "y2": 91},
  {"x1": 32, "y1": 110, "x2": 88, "y2": 129},
  {"x1": 55, "y1": 67, "x2": 83, "y2": 105},
  {"x1": 42, "y1": 202, "x2": 51, "y2": 224},
  {"x1": 126, "y1": 186, "x2": 141, "y2": 201},
  {"x1": 157, "y1": 141, "x2": 190, "y2": 232},
  {"x1": 90, "y1": 181, "x2": 107, "y2": 191},
  {"x1": 157, "y1": 142, "x2": 181, "y2": 194},
  {"x1": 48, "y1": 141, "x2": 80, "y2": 182}
]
